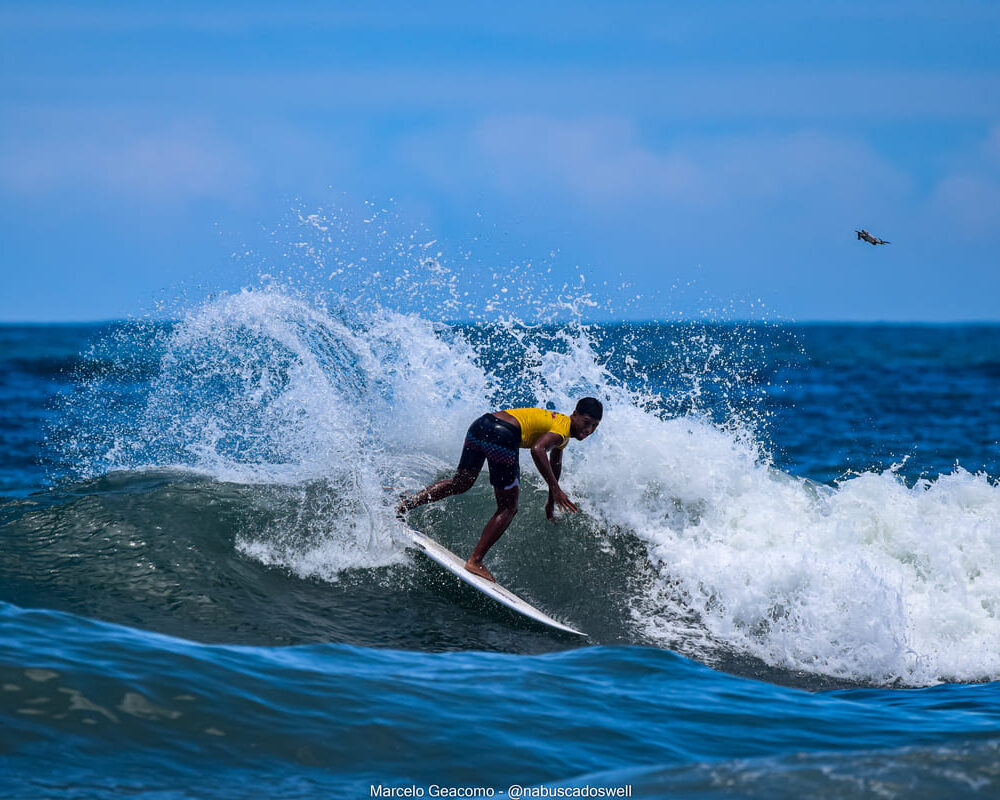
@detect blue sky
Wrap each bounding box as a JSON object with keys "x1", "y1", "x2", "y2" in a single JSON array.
[{"x1": 2, "y1": 1, "x2": 999, "y2": 321}]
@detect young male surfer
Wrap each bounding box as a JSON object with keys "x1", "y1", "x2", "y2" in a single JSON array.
[{"x1": 396, "y1": 398, "x2": 602, "y2": 582}]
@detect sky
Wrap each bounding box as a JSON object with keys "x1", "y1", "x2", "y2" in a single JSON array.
[{"x1": 1, "y1": 1, "x2": 999, "y2": 322}]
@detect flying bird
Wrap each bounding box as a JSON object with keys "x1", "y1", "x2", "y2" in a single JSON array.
[{"x1": 856, "y1": 229, "x2": 890, "y2": 246}]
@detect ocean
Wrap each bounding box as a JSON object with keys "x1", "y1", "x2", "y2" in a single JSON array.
[{"x1": 2, "y1": 287, "x2": 1000, "y2": 798}]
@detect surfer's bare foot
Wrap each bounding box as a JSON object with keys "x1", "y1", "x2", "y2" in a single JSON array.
[{"x1": 464, "y1": 558, "x2": 496, "y2": 582}]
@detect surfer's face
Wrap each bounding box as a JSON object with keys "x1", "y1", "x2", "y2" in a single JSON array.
[{"x1": 571, "y1": 413, "x2": 600, "y2": 440}]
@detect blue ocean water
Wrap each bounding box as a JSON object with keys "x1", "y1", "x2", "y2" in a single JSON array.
[{"x1": 2, "y1": 293, "x2": 1000, "y2": 798}]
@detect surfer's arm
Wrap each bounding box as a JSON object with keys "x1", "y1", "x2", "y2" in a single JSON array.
[
  {"x1": 531, "y1": 433, "x2": 577, "y2": 516},
  {"x1": 544, "y1": 448, "x2": 564, "y2": 521},
  {"x1": 549, "y1": 447, "x2": 562, "y2": 482}
]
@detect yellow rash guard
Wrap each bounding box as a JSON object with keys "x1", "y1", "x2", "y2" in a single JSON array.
[{"x1": 504, "y1": 408, "x2": 571, "y2": 450}]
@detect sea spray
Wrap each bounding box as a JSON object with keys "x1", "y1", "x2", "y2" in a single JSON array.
[{"x1": 46, "y1": 208, "x2": 1000, "y2": 684}]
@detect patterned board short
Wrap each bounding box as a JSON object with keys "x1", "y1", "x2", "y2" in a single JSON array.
[{"x1": 457, "y1": 413, "x2": 520, "y2": 489}]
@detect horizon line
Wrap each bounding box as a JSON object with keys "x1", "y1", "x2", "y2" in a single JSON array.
[{"x1": 3, "y1": 317, "x2": 1000, "y2": 327}]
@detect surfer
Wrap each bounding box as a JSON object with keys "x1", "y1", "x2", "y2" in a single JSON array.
[{"x1": 396, "y1": 398, "x2": 603, "y2": 582}]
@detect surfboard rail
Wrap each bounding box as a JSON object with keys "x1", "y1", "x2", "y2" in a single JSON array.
[{"x1": 404, "y1": 528, "x2": 587, "y2": 637}]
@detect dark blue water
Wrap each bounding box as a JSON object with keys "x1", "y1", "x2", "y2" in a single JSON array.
[{"x1": 2, "y1": 307, "x2": 1000, "y2": 798}]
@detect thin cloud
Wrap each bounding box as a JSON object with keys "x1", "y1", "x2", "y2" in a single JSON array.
[
  {"x1": 923, "y1": 125, "x2": 1000, "y2": 238},
  {"x1": 0, "y1": 117, "x2": 254, "y2": 206},
  {"x1": 470, "y1": 115, "x2": 909, "y2": 217}
]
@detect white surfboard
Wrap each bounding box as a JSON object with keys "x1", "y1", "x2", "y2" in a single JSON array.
[{"x1": 405, "y1": 528, "x2": 586, "y2": 637}]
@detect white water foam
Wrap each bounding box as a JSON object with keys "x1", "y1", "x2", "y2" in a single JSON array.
[
  {"x1": 93, "y1": 288, "x2": 491, "y2": 579},
  {"x1": 570, "y1": 402, "x2": 1000, "y2": 685}
]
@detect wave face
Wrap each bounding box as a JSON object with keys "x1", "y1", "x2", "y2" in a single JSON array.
[{"x1": 1, "y1": 289, "x2": 995, "y2": 687}]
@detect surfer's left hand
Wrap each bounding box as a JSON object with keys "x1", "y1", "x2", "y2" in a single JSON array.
[{"x1": 549, "y1": 487, "x2": 578, "y2": 517}]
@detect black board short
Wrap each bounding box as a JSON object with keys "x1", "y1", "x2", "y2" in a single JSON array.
[{"x1": 457, "y1": 413, "x2": 520, "y2": 489}]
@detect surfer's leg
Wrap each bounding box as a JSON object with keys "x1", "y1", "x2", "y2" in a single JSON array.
[
  {"x1": 397, "y1": 468, "x2": 478, "y2": 516},
  {"x1": 396, "y1": 416, "x2": 495, "y2": 517},
  {"x1": 465, "y1": 483, "x2": 519, "y2": 582},
  {"x1": 464, "y1": 427, "x2": 520, "y2": 579}
]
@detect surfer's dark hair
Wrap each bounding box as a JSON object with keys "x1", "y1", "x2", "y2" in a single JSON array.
[{"x1": 574, "y1": 397, "x2": 603, "y2": 420}]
